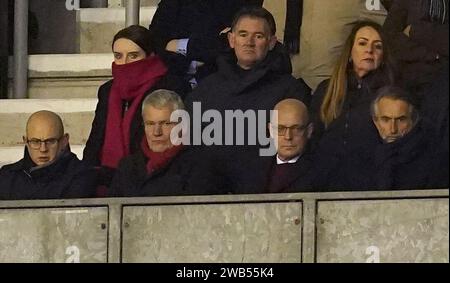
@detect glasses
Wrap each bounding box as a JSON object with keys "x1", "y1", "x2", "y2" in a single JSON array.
[
  {"x1": 272, "y1": 124, "x2": 308, "y2": 136},
  {"x1": 26, "y1": 137, "x2": 61, "y2": 150}
]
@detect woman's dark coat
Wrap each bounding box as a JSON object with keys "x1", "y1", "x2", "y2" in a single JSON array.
[{"x1": 310, "y1": 69, "x2": 392, "y2": 190}]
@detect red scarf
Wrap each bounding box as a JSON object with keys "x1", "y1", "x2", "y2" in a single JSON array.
[
  {"x1": 140, "y1": 137, "x2": 184, "y2": 174},
  {"x1": 100, "y1": 55, "x2": 167, "y2": 168}
]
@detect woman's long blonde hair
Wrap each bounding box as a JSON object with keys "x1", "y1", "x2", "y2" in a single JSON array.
[{"x1": 320, "y1": 21, "x2": 395, "y2": 128}]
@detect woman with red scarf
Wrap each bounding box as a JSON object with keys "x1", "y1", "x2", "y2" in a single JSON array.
[
  {"x1": 83, "y1": 25, "x2": 188, "y2": 196},
  {"x1": 109, "y1": 89, "x2": 217, "y2": 197}
]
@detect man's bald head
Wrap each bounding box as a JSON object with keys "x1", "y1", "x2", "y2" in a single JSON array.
[
  {"x1": 23, "y1": 111, "x2": 69, "y2": 166},
  {"x1": 270, "y1": 99, "x2": 313, "y2": 161},
  {"x1": 26, "y1": 110, "x2": 65, "y2": 137},
  {"x1": 274, "y1": 99, "x2": 310, "y2": 124}
]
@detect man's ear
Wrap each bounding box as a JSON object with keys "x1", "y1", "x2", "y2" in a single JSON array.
[
  {"x1": 228, "y1": 32, "x2": 235, "y2": 49},
  {"x1": 22, "y1": 136, "x2": 27, "y2": 144},
  {"x1": 269, "y1": 35, "x2": 277, "y2": 51}
]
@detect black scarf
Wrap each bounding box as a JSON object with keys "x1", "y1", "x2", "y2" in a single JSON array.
[{"x1": 283, "y1": 0, "x2": 303, "y2": 55}]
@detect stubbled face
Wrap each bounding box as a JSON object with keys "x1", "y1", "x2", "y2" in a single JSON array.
[
  {"x1": 270, "y1": 104, "x2": 313, "y2": 161},
  {"x1": 373, "y1": 98, "x2": 415, "y2": 143},
  {"x1": 351, "y1": 26, "x2": 384, "y2": 78},
  {"x1": 113, "y1": 38, "x2": 146, "y2": 65},
  {"x1": 228, "y1": 16, "x2": 277, "y2": 70},
  {"x1": 24, "y1": 120, "x2": 67, "y2": 166},
  {"x1": 143, "y1": 105, "x2": 177, "y2": 152}
]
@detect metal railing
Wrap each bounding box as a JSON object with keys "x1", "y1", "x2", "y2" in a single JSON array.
[
  {"x1": 12, "y1": 0, "x2": 28, "y2": 99},
  {"x1": 125, "y1": 0, "x2": 140, "y2": 26}
]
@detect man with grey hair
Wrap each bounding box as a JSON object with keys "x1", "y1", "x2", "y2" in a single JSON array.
[
  {"x1": 110, "y1": 89, "x2": 217, "y2": 197},
  {"x1": 319, "y1": 86, "x2": 448, "y2": 190},
  {"x1": 0, "y1": 111, "x2": 96, "y2": 200},
  {"x1": 371, "y1": 86, "x2": 420, "y2": 144}
]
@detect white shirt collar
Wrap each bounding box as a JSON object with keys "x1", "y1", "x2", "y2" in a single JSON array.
[{"x1": 276, "y1": 154, "x2": 300, "y2": 164}]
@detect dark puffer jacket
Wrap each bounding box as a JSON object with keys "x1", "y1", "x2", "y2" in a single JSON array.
[
  {"x1": 185, "y1": 42, "x2": 310, "y2": 115},
  {"x1": 0, "y1": 149, "x2": 96, "y2": 200}
]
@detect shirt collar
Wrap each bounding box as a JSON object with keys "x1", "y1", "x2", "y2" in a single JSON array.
[{"x1": 276, "y1": 154, "x2": 300, "y2": 164}]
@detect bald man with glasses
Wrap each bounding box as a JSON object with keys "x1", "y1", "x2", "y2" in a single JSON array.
[
  {"x1": 250, "y1": 98, "x2": 314, "y2": 193},
  {"x1": 0, "y1": 111, "x2": 96, "y2": 200}
]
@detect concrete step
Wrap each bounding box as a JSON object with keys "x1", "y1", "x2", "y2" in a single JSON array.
[
  {"x1": 77, "y1": 7, "x2": 157, "y2": 53},
  {"x1": 0, "y1": 145, "x2": 85, "y2": 169},
  {"x1": 8, "y1": 53, "x2": 112, "y2": 99},
  {"x1": 0, "y1": 99, "x2": 97, "y2": 147}
]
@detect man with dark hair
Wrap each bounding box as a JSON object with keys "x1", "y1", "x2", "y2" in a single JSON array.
[
  {"x1": 149, "y1": 0, "x2": 263, "y2": 89},
  {"x1": 0, "y1": 111, "x2": 96, "y2": 200},
  {"x1": 318, "y1": 86, "x2": 448, "y2": 191},
  {"x1": 184, "y1": 7, "x2": 310, "y2": 194}
]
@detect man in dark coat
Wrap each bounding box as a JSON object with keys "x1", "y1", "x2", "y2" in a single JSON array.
[
  {"x1": 149, "y1": 0, "x2": 263, "y2": 88},
  {"x1": 184, "y1": 7, "x2": 311, "y2": 194},
  {"x1": 321, "y1": 86, "x2": 448, "y2": 191},
  {"x1": 110, "y1": 90, "x2": 218, "y2": 197},
  {"x1": 0, "y1": 111, "x2": 96, "y2": 200}
]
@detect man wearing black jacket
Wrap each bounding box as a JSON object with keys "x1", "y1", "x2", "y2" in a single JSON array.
[
  {"x1": 149, "y1": 0, "x2": 263, "y2": 88},
  {"x1": 109, "y1": 90, "x2": 218, "y2": 197},
  {"x1": 0, "y1": 111, "x2": 96, "y2": 200},
  {"x1": 321, "y1": 86, "x2": 448, "y2": 191},
  {"x1": 184, "y1": 7, "x2": 311, "y2": 194}
]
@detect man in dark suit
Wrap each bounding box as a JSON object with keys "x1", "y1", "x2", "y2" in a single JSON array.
[{"x1": 262, "y1": 98, "x2": 314, "y2": 193}]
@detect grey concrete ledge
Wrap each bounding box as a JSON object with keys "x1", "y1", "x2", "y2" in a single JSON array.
[
  {"x1": 8, "y1": 54, "x2": 113, "y2": 78},
  {"x1": 0, "y1": 189, "x2": 448, "y2": 208},
  {"x1": 0, "y1": 98, "x2": 98, "y2": 113},
  {"x1": 77, "y1": 7, "x2": 156, "y2": 23}
]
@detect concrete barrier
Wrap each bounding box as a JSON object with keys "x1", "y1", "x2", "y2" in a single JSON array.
[
  {"x1": 0, "y1": 189, "x2": 447, "y2": 263},
  {"x1": 316, "y1": 198, "x2": 449, "y2": 263},
  {"x1": 0, "y1": 207, "x2": 108, "y2": 263}
]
